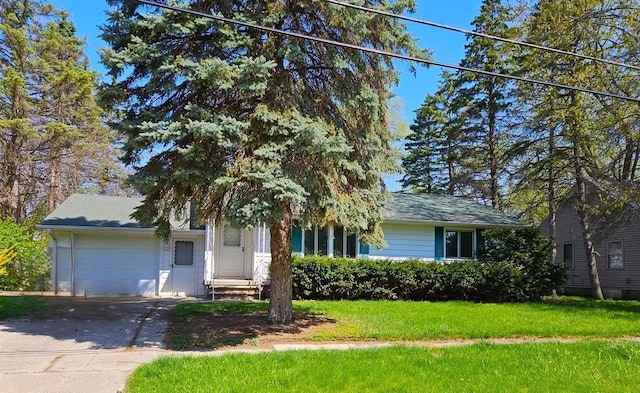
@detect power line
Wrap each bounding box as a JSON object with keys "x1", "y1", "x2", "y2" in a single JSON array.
[
  {"x1": 136, "y1": 0, "x2": 640, "y2": 103},
  {"x1": 323, "y1": 0, "x2": 640, "y2": 72}
]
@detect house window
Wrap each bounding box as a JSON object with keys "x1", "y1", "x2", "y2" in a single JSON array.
[
  {"x1": 608, "y1": 241, "x2": 624, "y2": 269},
  {"x1": 174, "y1": 241, "x2": 194, "y2": 266},
  {"x1": 446, "y1": 230, "x2": 474, "y2": 259},
  {"x1": 303, "y1": 226, "x2": 356, "y2": 258},
  {"x1": 563, "y1": 244, "x2": 573, "y2": 267},
  {"x1": 223, "y1": 225, "x2": 241, "y2": 247}
]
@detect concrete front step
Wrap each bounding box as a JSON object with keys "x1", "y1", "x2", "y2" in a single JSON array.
[{"x1": 208, "y1": 279, "x2": 269, "y2": 300}]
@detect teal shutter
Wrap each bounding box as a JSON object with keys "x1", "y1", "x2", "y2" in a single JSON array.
[
  {"x1": 291, "y1": 224, "x2": 303, "y2": 254},
  {"x1": 435, "y1": 226, "x2": 444, "y2": 260},
  {"x1": 358, "y1": 242, "x2": 370, "y2": 258}
]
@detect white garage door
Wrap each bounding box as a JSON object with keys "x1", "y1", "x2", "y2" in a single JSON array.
[{"x1": 74, "y1": 233, "x2": 160, "y2": 296}]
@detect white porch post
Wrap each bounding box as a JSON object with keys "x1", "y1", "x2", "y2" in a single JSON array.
[
  {"x1": 204, "y1": 218, "x2": 215, "y2": 286},
  {"x1": 327, "y1": 226, "x2": 335, "y2": 257}
]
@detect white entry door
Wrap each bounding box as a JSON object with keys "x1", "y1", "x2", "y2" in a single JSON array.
[
  {"x1": 171, "y1": 238, "x2": 197, "y2": 295},
  {"x1": 216, "y1": 224, "x2": 249, "y2": 278}
]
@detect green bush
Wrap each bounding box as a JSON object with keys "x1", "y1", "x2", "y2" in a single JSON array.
[
  {"x1": 0, "y1": 219, "x2": 50, "y2": 291},
  {"x1": 292, "y1": 228, "x2": 565, "y2": 302},
  {"x1": 477, "y1": 227, "x2": 566, "y2": 301}
]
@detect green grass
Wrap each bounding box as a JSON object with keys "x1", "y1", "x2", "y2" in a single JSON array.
[
  {"x1": 301, "y1": 297, "x2": 640, "y2": 340},
  {"x1": 0, "y1": 296, "x2": 45, "y2": 319},
  {"x1": 127, "y1": 341, "x2": 640, "y2": 392},
  {"x1": 167, "y1": 297, "x2": 640, "y2": 348}
]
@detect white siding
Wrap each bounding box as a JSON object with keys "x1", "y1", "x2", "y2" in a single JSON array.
[
  {"x1": 51, "y1": 232, "x2": 72, "y2": 292},
  {"x1": 370, "y1": 223, "x2": 435, "y2": 260}
]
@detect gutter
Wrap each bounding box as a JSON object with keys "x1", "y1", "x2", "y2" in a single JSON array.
[
  {"x1": 36, "y1": 225, "x2": 157, "y2": 233},
  {"x1": 36, "y1": 225, "x2": 206, "y2": 233}
]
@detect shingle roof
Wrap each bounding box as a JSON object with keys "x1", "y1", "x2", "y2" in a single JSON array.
[
  {"x1": 38, "y1": 194, "x2": 193, "y2": 230},
  {"x1": 39, "y1": 192, "x2": 521, "y2": 230},
  {"x1": 384, "y1": 193, "x2": 522, "y2": 227},
  {"x1": 39, "y1": 194, "x2": 149, "y2": 229}
]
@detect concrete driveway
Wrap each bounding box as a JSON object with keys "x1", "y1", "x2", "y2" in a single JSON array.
[{"x1": 0, "y1": 297, "x2": 179, "y2": 393}]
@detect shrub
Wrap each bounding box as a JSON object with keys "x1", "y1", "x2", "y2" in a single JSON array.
[
  {"x1": 477, "y1": 227, "x2": 566, "y2": 300},
  {"x1": 0, "y1": 243, "x2": 16, "y2": 276},
  {"x1": 0, "y1": 219, "x2": 50, "y2": 291},
  {"x1": 292, "y1": 228, "x2": 565, "y2": 302}
]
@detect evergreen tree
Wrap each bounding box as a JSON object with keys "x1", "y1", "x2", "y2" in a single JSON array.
[
  {"x1": 0, "y1": 0, "x2": 124, "y2": 222},
  {"x1": 449, "y1": 0, "x2": 516, "y2": 208},
  {"x1": 402, "y1": 75, "x2": 449, "y2": 193},
  {"x1": 100, "y1": 0, "x2": 422, "y2": 323}
]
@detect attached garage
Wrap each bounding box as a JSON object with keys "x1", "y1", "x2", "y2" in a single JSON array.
[
  {"x1": 73, "y1": 233, "x2": 160, "y2": 296},
  {"x1": 39, "y1": 194, "x2": 206, "y2": 297}
]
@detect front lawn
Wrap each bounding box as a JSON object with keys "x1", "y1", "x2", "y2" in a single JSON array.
[
  {"x1": 0, "y1": 295, "x2": 45, "y2": 319},
  {"x1": 128, "y1": 341, "x2": 640, "y2": 393},
  {"x1": 167, "y1": 297, "x2": 640, "y2": 349}
]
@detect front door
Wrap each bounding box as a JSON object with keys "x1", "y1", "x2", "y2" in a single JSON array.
[
  {"x1": 171, "y1": 238, "x2": 197, "y2": 295},
  {"x1": 216, "y1": 224, "x2": 249, "y2": 278}
]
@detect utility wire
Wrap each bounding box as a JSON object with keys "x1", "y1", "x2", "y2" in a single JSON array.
[
  {"x1": 136, "y1": 0, "x2": 640, "y2": 103},
  {"x1": 323, "y1": 0, "x2": 640, "y2": 72}
]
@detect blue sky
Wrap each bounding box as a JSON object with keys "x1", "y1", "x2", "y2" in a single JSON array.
[{"x1": 50, "y1": 0, "x2": 483, "y2": 189}]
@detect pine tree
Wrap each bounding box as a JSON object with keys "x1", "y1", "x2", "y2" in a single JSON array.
[
  {"x1": 0, "y1": 0, "x2": 124, "y2": 222},
  {"x1": 100, "y1": 0, "x2": 422, "y2": 323},
  {"x1": 449, "y1": 0, "x2": 517, "y2": 208}
]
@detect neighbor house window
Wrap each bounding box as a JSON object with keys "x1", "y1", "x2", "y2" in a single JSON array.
[
  {"x1": 174, "y1": 241, "x2": 194, "y2": 266},
  {"x1": 563, "y1": 244, "x2": 573, "y2": 267},
  {"x1": 608, "y1": 241, "x2": 624, "y2": 269},
  {"x1": 446, "y1": 230, "x2": 474, "y2": 259},
  {"x1": 303, "y1": 226, "x2": 357, "y2": 258}
]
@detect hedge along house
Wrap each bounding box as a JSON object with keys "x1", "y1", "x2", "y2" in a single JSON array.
[{"x1": 38, "y1": 193, "x2": 521, "y2": 297}]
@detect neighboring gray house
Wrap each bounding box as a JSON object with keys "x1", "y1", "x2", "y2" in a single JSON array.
[
  {"x1": 38, "y1": 193, "x2": 521, "y2": 297},
  {"x1": 544, "y1": 203, "x2": 640, "y2": 299}
]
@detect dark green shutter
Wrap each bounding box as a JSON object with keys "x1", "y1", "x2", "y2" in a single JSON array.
[
  {"x1": 476, "y1": 228, "x2": 485, "y2": 258},
  {"x1": 435, "y1": 226, "x2": 444, "y2": 260},
  {"x1": 291, "y1": 223, "x2": 302, "y2": 254}
]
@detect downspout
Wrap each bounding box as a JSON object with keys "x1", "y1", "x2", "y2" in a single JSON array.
[
  {"x1": 48, "y1": 230, "x2": 58, "y2": 294},
  {"x1": 70, "y1": 233, "x2": 76, "y2": 296}
]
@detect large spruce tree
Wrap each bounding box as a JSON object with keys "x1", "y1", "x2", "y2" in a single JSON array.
[{"x1": 100, "y1": 0, "x2": 422, "y2": 323}]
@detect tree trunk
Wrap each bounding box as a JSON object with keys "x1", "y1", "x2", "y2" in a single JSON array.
[
  {"x1": 572, "y1": 134, "x2": 603, "y2": 299},
  {"x1": 575, "y1": 193, "x2": 603, "y2": 300},
  {"x1": 548, "y1": 127, "x2": 557, "y2": 261},
  {"x1": 267, "y1": 205, "x2": 293, "y2": 324},
  {"x1": 488, "y1": 100, "x2": 499, "y2": 210}
]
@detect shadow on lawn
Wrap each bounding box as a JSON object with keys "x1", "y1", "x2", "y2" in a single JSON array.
[
  {"x1": 167, "y1": 301, "x2": 335, "y2": 350},
  {"x1": 540, "y1": 296, "x2": 640, "y2": 315}
]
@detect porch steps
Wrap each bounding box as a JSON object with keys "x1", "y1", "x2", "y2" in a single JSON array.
[{"x1": 210, "y1": 279, "x2": 268, "y2": 300}]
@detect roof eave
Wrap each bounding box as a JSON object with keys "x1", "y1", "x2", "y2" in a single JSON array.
[{"x1": 383, "y1": 219, "x2": 524, "y2": 227}]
